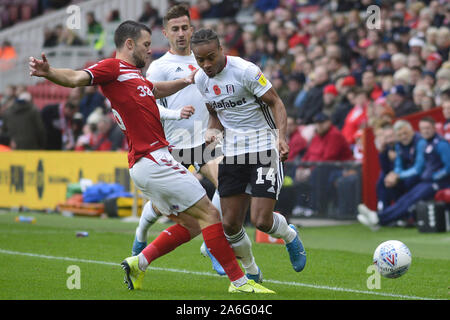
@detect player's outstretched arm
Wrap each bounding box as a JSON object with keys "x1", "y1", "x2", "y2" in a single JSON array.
[
  {"x1": 157, "y1": 104, "x2": 195, "y2": 120},
  {"x1": 153, "y1": 69, "x2": 198, "y2": 99},
  {"x1": 29, "y1": 53, "x2": 91, "y2": 88}
]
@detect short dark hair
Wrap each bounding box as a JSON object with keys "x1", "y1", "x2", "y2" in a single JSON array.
[
  {"x1": 354, "y1": 87, "x2": 370, "y2": 97},
  {"x1": 410, "y1": 66, "x2": 422, "y2": 73},
  {"x1": 363, "y1": 69, "x2": 376, "y2": 76},
  {"x1": 163, "y1": 4, "x2": 191, "y2": 27},
  {"x1": 419, "y1": 116, "x2": 435, "y2": 125},
  {"x1": 114, "y1": 20, "x2": 152, "y2": 49},
  {"x1": 191, "y1": 29, "x2": 220, "y2": 48}
]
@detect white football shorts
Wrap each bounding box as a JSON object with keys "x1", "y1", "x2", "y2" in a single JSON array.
[{"x1": 129, "y1": 147, "x2": 206, "y2": 216}]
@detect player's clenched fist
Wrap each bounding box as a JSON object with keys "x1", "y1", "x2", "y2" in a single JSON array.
[
  {"x1": 278, "y1": 139, "x2": 290, "y2": 162},
  {"x1": 204, "y1": 128, "x2": 223, "y2": 146},
  {"x1": 179, "y1": 105, "x2": 195, "y2": 119}
]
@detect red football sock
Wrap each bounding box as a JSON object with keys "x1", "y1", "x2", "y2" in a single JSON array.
[
  {"x1": 142, "y1": 224, "x2": 191, "y2": 264},
  {"x1": 202, "y1": 223, "x2": 245, "y2": 282}
]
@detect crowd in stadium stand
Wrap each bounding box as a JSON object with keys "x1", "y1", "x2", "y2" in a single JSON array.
[
  {"x1": 0, "y1": 0, "x2": 449, "y2": 146},
  {"x1": 0, "y1": 0, "x2": 449, "y2": 220},
  {"x1": 0, "y1": 0, "x2": 87, "y2": 30}
]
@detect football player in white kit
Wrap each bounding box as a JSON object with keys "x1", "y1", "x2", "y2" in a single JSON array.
[
  {"x1": 191, "y1": 29, "x2": 307, "y2": 273},
  {"x1": 131, "y1": 5, "x2": 263, "y2": 281}
]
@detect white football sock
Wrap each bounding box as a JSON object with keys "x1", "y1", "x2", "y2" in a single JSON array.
[
  {"x1": 137, "y1": 253, "x2": 149, "y2": 272},
  {"x1": 135, "y1": 200, "x2": 160, "y2": 242},
  {"x1": 267, "y1": 212, "x2": 297, "y2": 244},
  {"x1": 232, "y1": 275, "x2": 248, "y2": 288},
  {"x1": 225, "y1": 228, "x2": 259, "y2": 275},
  {"x1": 211, "y1": 190, "x2": 222, "y2": 220}
]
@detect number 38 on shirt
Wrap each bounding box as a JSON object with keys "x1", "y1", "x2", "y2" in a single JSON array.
[{"x1": 137, "y1": 85, "x2": 154, "y2": 97}]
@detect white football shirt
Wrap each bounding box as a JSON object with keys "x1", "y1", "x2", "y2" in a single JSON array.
[
  {"x1": 195, "y1": 56, "x2": 277, "y2": 156},
  {"x1": 146, "y1": 51, "x2": 208, "y2": 149}
]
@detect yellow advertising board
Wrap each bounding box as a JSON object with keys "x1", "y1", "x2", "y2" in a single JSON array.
[{"x1": 0, "y1": 151, "x2": 130, "y2": 210}]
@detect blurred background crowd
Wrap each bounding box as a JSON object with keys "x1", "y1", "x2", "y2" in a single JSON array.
[
  {"x1": 0, "y1": 0, "x2": 449, "y2": 219},
  {"x1": 0, "y1": 0, "x2": 448, "y2": 148}
]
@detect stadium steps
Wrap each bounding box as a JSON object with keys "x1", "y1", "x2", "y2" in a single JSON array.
[{"x1": 0, "y1": 0, "x2": 170, "y2": 92}]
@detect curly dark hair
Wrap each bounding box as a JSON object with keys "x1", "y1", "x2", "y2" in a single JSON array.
[{"x1": 191, "y1": 29, "x2": 220, "y2": 48}]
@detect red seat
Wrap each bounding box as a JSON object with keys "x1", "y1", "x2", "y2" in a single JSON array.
[
  {"x1": 29, "y1": 79, "x2": 73, "y2": 109},
  {"x1": 434, "y1": 188, "x2": 450, "y2": 203}
]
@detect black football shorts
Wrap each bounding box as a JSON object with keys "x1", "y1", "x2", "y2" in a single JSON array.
[
  {"x1": 171, "y1": 142, "x2": 217, "y2": 172},
  {"x1": 218, "y1": 149, "x2": 284, "y2": 200}
]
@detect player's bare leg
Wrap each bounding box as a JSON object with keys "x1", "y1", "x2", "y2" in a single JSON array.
[
  {"x1": 169, "y1": 211, "x2": 202, "y2": 237},
  {"x1": 198, "y1": 159, "x2": 219, "y2": 189},
  {"x1": 251, "y1": 197, "x2": 306, "y2": 272},
  {"x1": 200, "y1": 156, "x2": 223, "y2": 219},
  {"x1": 132, "y1": 201, "x2": 202, "y2": 256}
]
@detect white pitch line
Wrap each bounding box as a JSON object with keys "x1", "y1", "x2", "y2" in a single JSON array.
[{"x1": 0, "y1": 248, "x2": 439, "y2": 300}]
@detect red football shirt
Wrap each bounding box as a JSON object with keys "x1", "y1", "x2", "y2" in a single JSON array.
[{"x1": 84, "y1": 58, "x2": 168, "y2": 168}]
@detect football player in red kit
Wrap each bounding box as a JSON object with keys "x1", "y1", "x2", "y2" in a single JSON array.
[{"x1": 29, "y1": 20, "x2": 274, "y2": 294}]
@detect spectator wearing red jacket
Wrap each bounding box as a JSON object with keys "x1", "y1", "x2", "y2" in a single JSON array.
[
  {"x1": 302, "y1": 112, "x2": 354, "y2": 162},
  {"x1": 75, "y1": 113, "x2": 125, "y2": 151},
  {"x1": 296, "y1": 112, "x2": 353, "y2": 182},
  {"x1": 286, "y1": 115, "x2": 307, "y2": 162},
  {"x1": 362, "y1": 70, "x2": 383, "y2": 101},
  {"x1": 341, "y1": 88, "x2": 369, "y2": 146},
  {"x1": 293, "y1": 112, "x2": 354, "y2": 216}
]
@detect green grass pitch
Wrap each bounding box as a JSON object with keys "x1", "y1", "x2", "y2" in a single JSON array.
[{"x1": 0, "y1": 210, "x2": 448, "y2": 300}]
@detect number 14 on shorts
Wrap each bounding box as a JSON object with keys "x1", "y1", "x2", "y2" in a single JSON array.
[{"x1": 255, "y1": 167, "x2": 276, "y2": 185}]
